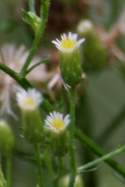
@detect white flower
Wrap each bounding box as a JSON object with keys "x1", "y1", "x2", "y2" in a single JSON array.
[
  {"x1": 77, "y1": 20, "x2": 93, "y2": 34},
  {"x1": 0, "y1": 44, "x2": 52, "y2": 116},
  {"x1": 45, "y1": 111, "x2": 70, "y2": 134},
  {"x1": 52, "y1": 32, "x2": 85, "y2": 53},
  {"x1": 16, "y1": 89, "x2": 42, "y2": 111}
]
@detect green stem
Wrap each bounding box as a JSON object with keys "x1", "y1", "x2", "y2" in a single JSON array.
[
  {"x1": 68, "y1": 91, "x2": 77, "y2": 187},
  {"x1": 78, "y1": 144, "x2": 125, "y2": 173},
  {"x1": 55, "y1": 157, "x2": 64, "y2": 187},
  {"x1": 76, "y1": 129, "x2": 125, "y2": 178},
  {"x1": 0, "y1": 63, "x2": 32, "y2": 89},
  {"x1": 43, "y1": 149, "x2": 54, "y2": 187},
  {"x1": 34, "y1": 144, "x2": 44, "y2": 187},
  {"x1": 21, "y1": 0, "x2": 51, "y2": 76},
  {"x1": 26, "y1": 59, "x2": 49, "y2": 75},
  {"x1": 6, "y1": 155, "x2": 13, "y2": 187},
  {"x1": 29, "y1": 0, "x2": 35, "y2": 12},
  {"x1": 0, "y1": 0, "x2": 51, "y2": 89}
]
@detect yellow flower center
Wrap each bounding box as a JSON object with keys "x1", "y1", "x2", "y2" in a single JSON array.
[
  {"x1": 61, "y1": 39, "x2": 77, "y2": 49},
  {"x1": 24, "y1": 97, "x2": 37, "y2": 108},
  {"x1": 52, "y1": 118, "x2": 65, "y2": 130}
]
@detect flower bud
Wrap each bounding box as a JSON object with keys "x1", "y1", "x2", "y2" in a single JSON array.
[
  {"x1": 77, "y1": 20, "x2": 94, "y2": 36},
  {"x1": 77, "y1": 20, "x2": 108, "y2": 71},
  {"x1": 59, "y1": 175, "x2": 84, "y2": 187},
  {"x1": 0, "y1": 120, "x2": 15, "y2": 155},
  {"x1": 52, "y1": 32, "x2": 85, "y2": 87},
  {"x1": 23, "y1": 11, "x2": 41, "y2": 32},
  {"x1": 16, "y1": 89, "x2": 43, "y2": 143}
]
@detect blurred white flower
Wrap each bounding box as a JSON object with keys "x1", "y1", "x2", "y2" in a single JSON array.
[
  {"x1": 77, "y1": 20, "x2": 93, "y2": 34},
  {"x1": 16, "y1": 89, "x2": 42, "y2": 111},
  {"x1": 0, "y1": 44, "x2": 52, "y2": 116},
  {"x1": 45, "y1": 111, "x2": 70, "y2": 134}
]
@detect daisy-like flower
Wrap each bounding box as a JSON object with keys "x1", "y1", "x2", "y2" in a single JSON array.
[
  {"x1": 52, "y1": 32, "x2": 85, "y2": 53},
  {"x1": 16, "y1": 89, "x2": 42, "y2": 111},
  {"x1": 52, "y1": 33, "x2": 84, "y2": 86},
  {"x1": 45, "y1": 111, "x2": 70, "y2": 134}
]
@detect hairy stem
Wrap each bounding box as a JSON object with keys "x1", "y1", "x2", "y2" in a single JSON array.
[{"x1": 21, "y1": 0, "x2": 51, "y2": 76}]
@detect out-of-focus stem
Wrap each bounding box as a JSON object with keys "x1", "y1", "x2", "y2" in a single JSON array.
[
  {"x1": 76, "y1": 129, "x2": 125, "y2": 178},
  {"x1": 78, "y1": 144, "x2": 125, "y2": 173}
]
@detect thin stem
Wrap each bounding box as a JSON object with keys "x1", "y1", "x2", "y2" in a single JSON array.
[
  {"x1": 21, "y1": 0, "x2": 51, "y2": 76},
  {"x1": 26, "y1": 59, "x2": 49, "y2": 75},
  {"x1": 34, "y1": 143, "x2": 44, "y2": 187},
  {"x1": 67, "y1": 91, "x2": 77, "y2": 187},
  {"x1": 6, "y1": 155, "x2": 13, "y2": 187},
  {"x1": 78, "y1": 144, "x2": 125, "y2": 173},
  {"x1": 0, "y1": 63, "x2": 19, "y2": 81},
  {"x1": 29, "y1": 0, "x2": 35, "y2": 12},
  {"x1": 43, "y1": 147, "x2": 55, "y2": 187},
  {"x1": 0, "y1": 63, "x2": 31, "y2": 89},
  {"x1": 76, "y1": 129, "x2": 125, "y2": 178}
]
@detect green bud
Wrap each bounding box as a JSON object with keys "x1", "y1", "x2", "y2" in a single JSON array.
[
  {"x1": 22, "y1": 110, "x2": 43, "y2": 143},
  {"x1": 77, "y1": 20, "x2": 108, "y2": 71},
  {"x1": 59, "y1": 175, "x2": 84, "y2": 187},
  {"x1": 22, "y1": 10, "x2": 41, "y2": 32},
  {"x1": 0, "y1": 120, "x2": 15, "y2": 155},
  {"x1": 60, "y1": 50, "x2": 83, "y2": 87},
  {"x1": 77, "y1": 20, "x2": 94, "y2": 36}
]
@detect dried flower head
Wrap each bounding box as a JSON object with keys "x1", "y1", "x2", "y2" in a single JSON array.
[
  {"x1": 52, "y1": 32, "x2": 85, "y2": 53},
  {"x1": 16, "y1": 89, "x2": 42, "y2": 111},
  {"x1": 45, "y1": 111, "x2": 70, "y2": 134}
]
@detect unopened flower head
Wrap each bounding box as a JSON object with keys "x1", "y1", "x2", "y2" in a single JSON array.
[
  {"x1": 52, "y1": 32, "x2": 85, "y2": 53},
  {"x1": 45, "y1": 111, "x2": 70, "y2": 134},
  {"x1": 16, "y1": 89, "x2": 42, "y2": 111},
  {"x1": 77, "y1": 20, "x2": 93, "y2": 34}
]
